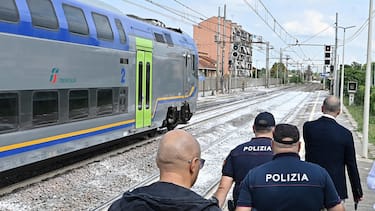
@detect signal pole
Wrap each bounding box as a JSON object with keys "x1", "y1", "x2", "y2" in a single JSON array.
[
  {"x1": 265, "y1": 42, "x2": 270, "y2": 88},
  {"x1": 339, "y1": 25, "x2": 355, "y2": 112},
  {"x1": 215, "y1": 7, "x2": 221, "y2": 95},
  {"x1": 221, "y1": 5, "x2": 226, "y2": 93},
  {"x1": 333, "y1": 13, "x2": 339, "y2": 96}
]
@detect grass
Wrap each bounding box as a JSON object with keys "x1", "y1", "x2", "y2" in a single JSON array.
[{"x1": 345, "y1": 97, "x2": 375, "y2": 145}]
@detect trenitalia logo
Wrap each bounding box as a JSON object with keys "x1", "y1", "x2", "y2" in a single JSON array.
[
  {"x1": 49, "y1": 68, "x2": 76, "y2": 84},
  {"x1": 50, "y1": 68, "x2": 59, "y2": 84}
]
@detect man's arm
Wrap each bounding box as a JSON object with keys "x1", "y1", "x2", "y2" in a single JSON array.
[
  {"x1": 235, "y1": 206, "x2": 251, "y2": 211},
  {"x1": 344, "y1": 133, "x2": 363, "y2": 201},
  {"x1": 327, "y1": 203, "x2": 344, "y2": 211},
  {"x1": 214, "y1": 176, "x2": 233, "y2": 207},
  {"x1": 302, "y1": 122, "x2": 310, "y2": 161}
]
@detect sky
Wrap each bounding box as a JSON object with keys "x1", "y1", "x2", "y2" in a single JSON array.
[{"x1": 82, "y1": 0, "x2": 372, "y2": 73}]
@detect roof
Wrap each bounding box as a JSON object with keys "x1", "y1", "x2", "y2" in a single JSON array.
[{"x1": 199, "y1": 55, "x2": 216, "y2": 70}]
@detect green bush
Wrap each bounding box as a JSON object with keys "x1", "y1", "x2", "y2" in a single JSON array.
[{"x1": 351, "y1": 85, "x2": 375, "y2": 115}]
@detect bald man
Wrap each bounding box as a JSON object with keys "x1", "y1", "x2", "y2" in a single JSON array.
[
  {"x1": 303, "y1": 95, "x2": 363, "y2": 205},
  {"x1": 109, "y1": 129, "x2": 220, "y2": 211}
]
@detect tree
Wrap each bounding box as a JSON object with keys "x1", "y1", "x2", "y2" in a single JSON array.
[{"x1": 270, "y1": 62, "x2": 286, "y2": 78}]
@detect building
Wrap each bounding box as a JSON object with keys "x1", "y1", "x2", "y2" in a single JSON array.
[{"x1": 193, "y1": 17, "x2": 254, "y2": 78}]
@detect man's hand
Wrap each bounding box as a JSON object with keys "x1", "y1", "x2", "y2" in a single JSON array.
[{"x1": 209, "y1": 196, "x2": 219, "y2": 206}]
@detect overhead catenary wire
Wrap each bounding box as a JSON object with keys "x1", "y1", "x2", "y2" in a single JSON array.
[
  {"x1": 120, "y1": 0, "x2": 226, "y2": 36},
  {"x1": 173, "y1": 0, "x2": 208, "y2": 20}
]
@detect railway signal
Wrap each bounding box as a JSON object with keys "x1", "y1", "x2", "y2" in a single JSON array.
[{"x1": 324, "y1": 45, "x2": 331, "y2": 66}]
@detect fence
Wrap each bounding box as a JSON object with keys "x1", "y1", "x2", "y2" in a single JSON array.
[{"x1": 199, "y1": 76, "x2": 281, "y2": 93}]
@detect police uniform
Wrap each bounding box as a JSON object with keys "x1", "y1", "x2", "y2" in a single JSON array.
[
  {"x1": 222, "y1": 137, "x2": 273, "y2": 205},
  {"x1": 237, "y1": 153, "x2": 342, "y2": 211},
  {"x1": 221, "y1": 112, "x2": 275, "y2": 207}
]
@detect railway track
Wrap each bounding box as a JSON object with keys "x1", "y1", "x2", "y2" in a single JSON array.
[
  {"x1": 91, "y1": 85, "x2": 319, "y2": 210},
  {"x1": 0, "y1": 84, "x2": 321, "y2": 210},
  {"x1": 0, "y1": 85, "x2": 299, "y2": 195}
]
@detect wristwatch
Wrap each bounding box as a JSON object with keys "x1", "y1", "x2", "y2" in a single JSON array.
[{"x1": 209, "y1": 196, "x2": 219, "y2": 205}]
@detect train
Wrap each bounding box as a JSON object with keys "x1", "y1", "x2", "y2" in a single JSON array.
[{"x1": 0, "y1": 0, "x2": 198, "y2": 172}]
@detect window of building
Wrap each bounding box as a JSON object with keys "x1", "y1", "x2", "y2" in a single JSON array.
[
  {"x1": 32, "y1": 91, "x2": 58, "y2": 125},
  {"x1": 97, "y1": 89, "x2": 113, "y2": 115},
  {"x1": 27, "y1": 0, "x2": 58, "y2": 29},
  {"x1": 69, "y1": 90, "x2": 89, "y2": 120},
  {"x1": 92, "y1": 12, "x2": 113, "y2": 41},
  {"x1": 63, "y1": 4, "x2": 89, "y2": 35},
  {"x1": 154, "y1": 33, "x2": 165, "y2": 43},
  {"x1": 0, "y1": 93, "x2": 18, "y2": 132},
  {"x1": 0, "y1": 0, "x2": 19, "y2": 22},
  {"x1": 115, "y1": 19, "x2": 126, "y2": 44}
]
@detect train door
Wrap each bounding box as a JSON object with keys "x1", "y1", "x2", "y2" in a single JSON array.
[
  {"x1": 135, "y1": 38, "x2": 153, "y2": 128},
  {"x1": 184, "y1": 51, "x2": 192, "y2": 97}
]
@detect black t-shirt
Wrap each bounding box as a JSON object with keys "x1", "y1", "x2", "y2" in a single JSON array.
[{"x1": 222, "y1": 137, "x2": 273, "y2": 202}]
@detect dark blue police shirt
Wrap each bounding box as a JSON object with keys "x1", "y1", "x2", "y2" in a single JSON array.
[
  {"x1": 236, "y1": 153, "x2": 342, "y2": 211},
  {"x1": 222, "y1": 137, "x2": 273, "y2": 203}
]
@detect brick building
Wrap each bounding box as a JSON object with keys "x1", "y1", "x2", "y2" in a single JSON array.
[{"x1": 193, "y1": 17, "x2": 254, "y2": 78}]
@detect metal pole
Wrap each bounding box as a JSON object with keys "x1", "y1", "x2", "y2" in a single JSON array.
[
  {"x1": 266, "y1": 42, "x2": 270, "y2": 88},
  {"x1": 280, "y1": 48, "x2": 283, "y2": 84},
  {"x1": 363, "y1": 0, "x2": 372, "y2": 158},
  {"x1": 221, "y1": 5, "x2": 226, "y2": 93},
  {"x1": 334, "y1": 13, "x2": 339, "y2": 96},
  {"x1": 215, "y1": 7, "x2": 221, "y2": 95},
  {"x1": 339, "y1": 26, "x2": 355, "y2": 113}
]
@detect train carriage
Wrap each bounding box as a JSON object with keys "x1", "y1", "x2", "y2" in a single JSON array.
[{"x1": 0, "y1": 0, "x2": 198, "y2": 172}]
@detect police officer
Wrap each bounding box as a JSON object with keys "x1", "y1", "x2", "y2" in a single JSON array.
[
  {"x1": 236, "y1": 124, "x2": 344, "y2": 211},
  {"x1": 213, "y1": 112, "x2": 275, "y2": 210}
]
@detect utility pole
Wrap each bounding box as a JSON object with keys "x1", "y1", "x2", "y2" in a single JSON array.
[
  {"x1": 333, "y1": 13, "x2": 339, "y2": 96},
  {"x1": 265, "y1": 42, "x2": 270, "y2": 88},
  {"x1": 215, "y1": 7, "x2": 221, "y2": 95},
  {"x1": 221, "y1": 5, "x2": 226, "y2": 93},
  {"x1": 339, "y1": 25, "x2": 355, "y2": 112},
  {"x1": 279, "y1": 48, "x2": 282, "y2": 84},
  {"x1": 363, "y1": 0, "x2": 373, "y2": 158},
  {"x1": 284, "y1": 55, "x2": 290, "y2": 84}
]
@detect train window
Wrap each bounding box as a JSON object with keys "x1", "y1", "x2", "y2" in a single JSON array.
[
  {"x1": 63, "y1": 4, "x2": 89, "y2": 35},
  {"x1": 146, "y1": 62, "x2": 151, "y2": 109},
  {"x1": 154, "y1": 33, "x2": 165, "y2": 43},
  {"x1": 0, "y1": 0, "x2": 19, "y2": 22},
  {"x1": 192, "y1": 54, "x2": 196, "y2": 70},
  {"x1": 97, "y1": 89, "x2": 113, "y2": 115},
  {"x1": 164, "y1": 33, "x2": 173, "y2": 46},
  {"x1": 115, "y1": 19, "x2": 126, "y2": 44},
  {"x1": 27, "y1": 0, "x2": 58, "y2": 29},
  {"x1": 0, "y1": 93, "x2": 18, "y2": 132},
  {"x1": 92, "y1": 12, "x2": 114, "y2": 41},
  {"x1": 137, "y1": 62, "x2": 143, "y2": 110},
  {"x1": 32, "y1": 91, "x2": 58, "y2": 125},
  {"x1": 69, "y1": 90, "x2": 89, "y2": 120}
]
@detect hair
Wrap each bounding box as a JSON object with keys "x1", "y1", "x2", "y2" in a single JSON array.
[
  {"x1": 323, "y1": 96, "x2": 340, "y2": 113},
  {"x1": 273, "y1": 141, "x2": 299, "y2": 149},
  {"x1": 254, "y1": 125, "x2": 273, "y2": 133}
]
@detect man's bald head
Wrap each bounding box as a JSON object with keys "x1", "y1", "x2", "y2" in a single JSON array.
[
  {"x1": 322, "y1": 95, "x2": 340, "y2": 116},
  {"x1": 156, "y1": 129, "x2": 201, "y2": 171}
]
